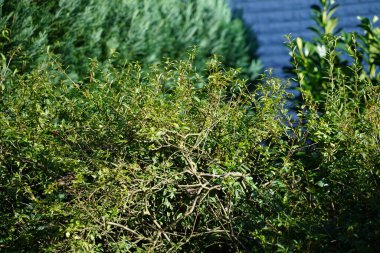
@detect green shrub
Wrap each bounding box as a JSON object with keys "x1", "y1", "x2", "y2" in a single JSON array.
[
  {"x1": 0, "y1": 52, "x2": 285, "y2": 252},
  {"x1": 0, "y1": 0, "x2": 53, "y2": 73},
  {"x1": 295, "y1": 37, "x2": 380, "y2": 251},
  {"x1": 0, "y1": 1, "x2": 379, "y2": 251},
  {"x1": 0, "y1": 0, "x2": 260, "y2": 79},
  {"x1": 286, "y1": 0, "x2": 380, "y2": 102},
  {"x1": 357, "y1": 16, "x2": 380, "y2": 79},
  {"x1": 1, "y1": 48, "x2": 379, "y2": 252}
]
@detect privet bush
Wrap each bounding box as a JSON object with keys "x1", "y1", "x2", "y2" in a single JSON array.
[
  {"x1": 0, "y1": 53, "x2": 286, "y2": 251},
  {"x1": 1, "y1": 48, "x2": 379, "y2": 252},
  {"x1": 0, "y1": 0, "x2": 260, "y2": 79}
]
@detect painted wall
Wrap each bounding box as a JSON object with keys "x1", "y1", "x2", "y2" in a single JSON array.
[{"x1": 229, "y1": 0, "x2": 380, "y2": 77}]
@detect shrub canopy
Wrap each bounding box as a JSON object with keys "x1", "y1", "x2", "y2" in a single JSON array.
[
  {"x1": 1, "y1": 50, "x2": 379, "y2": 252},
  {"x1": 0, "y1": 0, "x2": 379, "y2": 252}
]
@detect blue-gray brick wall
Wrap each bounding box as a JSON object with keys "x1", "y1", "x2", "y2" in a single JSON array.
[{"x1": 229, "y1": 0, "x2": 380, "y2": 76}]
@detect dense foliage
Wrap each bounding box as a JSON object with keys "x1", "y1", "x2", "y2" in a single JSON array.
[
  {"x1": 286, "y1": 0, "x2": 380, "y2": 101},
  {"x1": 1, "y1": 50, "x2": 379, "y2": 252},
  {"x1": 0, "y1": 0, "x2": 260, "y2": 79},
  {"x1": 0, "y1": 0, "x2": 379, "y2": 252}
]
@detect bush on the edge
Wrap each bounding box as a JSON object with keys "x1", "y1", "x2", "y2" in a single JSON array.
[
  {"x1": 1, "y1": 47, "x2": 379, "y2": 252},
  {"x1": 286, "y1": 0, "x2": 380, "y2": 102}
]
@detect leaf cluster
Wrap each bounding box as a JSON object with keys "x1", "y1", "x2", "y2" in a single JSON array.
[{"x1": 286, "y1": 0, "x2": 380, "y2": 102}]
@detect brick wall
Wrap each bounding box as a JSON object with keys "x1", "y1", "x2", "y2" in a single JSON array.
[{"x1": 229, "y1": 0, "x2": 380, "y2": 76}]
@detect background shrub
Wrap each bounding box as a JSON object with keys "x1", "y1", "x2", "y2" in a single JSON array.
[{"x1": 0, "y1": 0, "x2": 260, "y2": 80}]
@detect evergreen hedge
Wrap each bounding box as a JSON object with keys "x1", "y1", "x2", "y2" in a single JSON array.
[{"x1": 0, "y1": 0, "x2": 260, "y2": 79}]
